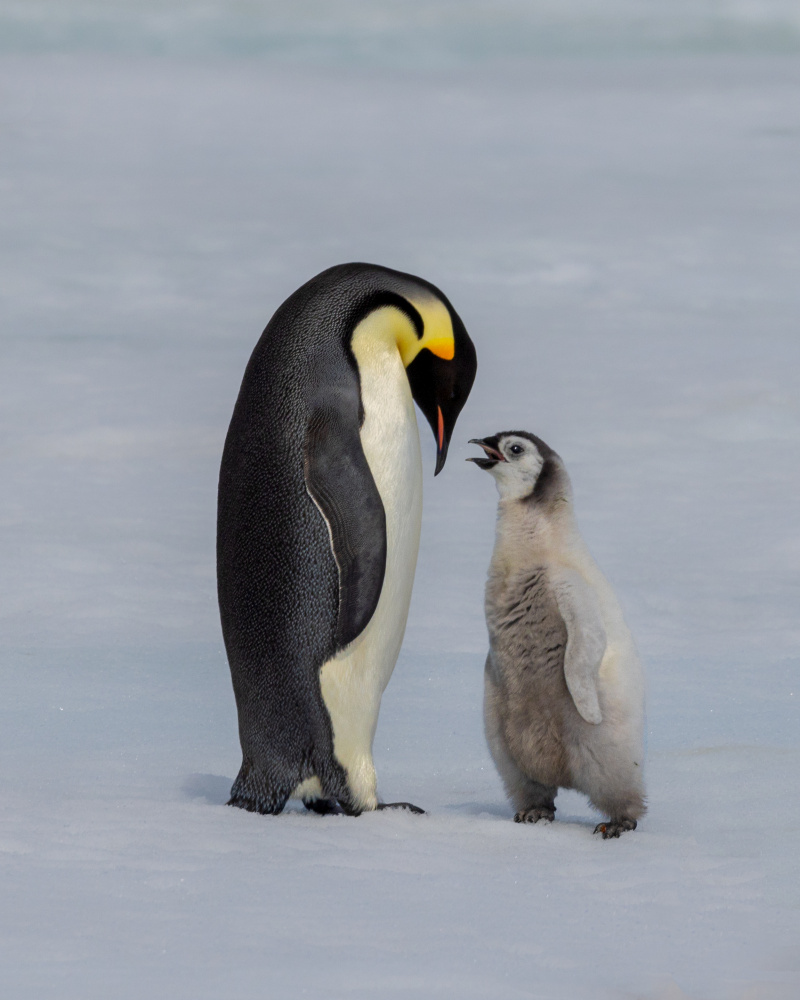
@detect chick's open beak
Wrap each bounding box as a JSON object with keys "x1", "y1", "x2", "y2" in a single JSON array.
[{"x1": 467, "y1": 437, "x2": 506, "y2": 470}]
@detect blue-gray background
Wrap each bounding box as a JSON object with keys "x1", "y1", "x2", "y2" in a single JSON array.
[{"x1": 1, "y1": 3, "x2": 799, "y2": 998}]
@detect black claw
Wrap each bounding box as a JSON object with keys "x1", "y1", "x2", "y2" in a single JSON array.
[
  {"x1": 514, "y1": 807, "x2": 555, "y2": 824},
  {"x1": 375, "y1": 801, "x2": 426, "y2": 815},
  {"x1": 303, "y1": 798, "x2": 344, "y2": 815},
  {"x1": 593, "y1": 819, "x2": 637, "y2": 839}
]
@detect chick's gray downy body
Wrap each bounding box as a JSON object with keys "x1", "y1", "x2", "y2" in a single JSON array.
[{"x1": 470, "y1": 432, "x2": 646, "y2": 837}]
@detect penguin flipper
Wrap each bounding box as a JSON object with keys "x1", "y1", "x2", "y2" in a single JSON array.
[
  {"x1": 304, "y1": 402, "x2": 387, "y2": 650},
  {"x1": 552, "y1": 569, "x2": 606, "y2": 725}
]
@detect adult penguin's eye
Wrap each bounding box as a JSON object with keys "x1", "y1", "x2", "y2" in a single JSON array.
[{"x1": 509, "y1": 444, "x2": 523, "y2": 455}]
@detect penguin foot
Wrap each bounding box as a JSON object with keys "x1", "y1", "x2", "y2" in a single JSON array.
[
  {"x1": 594, "y1": 818, "x2": 637, "y2": 839},
  {"x1": 376, "y1": 801, "x2": 426, "y2": 815},
  {"x1": 302, "y1": 798, "x2": 424, "y2": 816},
  {"x1": 514, "y1": 806, "x2": 555, "y2": 824},
  {"x1": 303, "y1": 798, "x2": 344, "y2": 816}
]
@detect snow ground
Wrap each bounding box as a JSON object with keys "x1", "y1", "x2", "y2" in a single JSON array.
[{"x1": 1, "y1": 10, "x2": 800, "y2": 999}]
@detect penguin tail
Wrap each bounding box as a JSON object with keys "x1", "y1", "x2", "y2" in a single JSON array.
[
  {"x1": 226, "y1": 752, "x2": 361, "y2": 818},
  {"x1": 227, "y1": 759, "x2": 292, "y2": 815}
]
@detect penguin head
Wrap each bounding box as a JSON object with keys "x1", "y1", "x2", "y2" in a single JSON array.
[
  {"x1": 468, "y1": 431, "x2": 570, "y2": 505},
  {"x1": 403, "y1": 301, "x2": 477, "y2": 476},
  {"x1": 349, "y1": 281, "x2": 477, "y2": 475}
]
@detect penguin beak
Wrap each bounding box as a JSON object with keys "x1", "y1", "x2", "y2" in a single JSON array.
[
  {"x1": 467, "y1": 437, "x2": 506, "y2": 470},
  {"x1": 434, "y1": 406, "x2": 449, "y2": 476}
]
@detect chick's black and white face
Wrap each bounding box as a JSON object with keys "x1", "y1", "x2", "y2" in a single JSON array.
[{"x1": 469, "y1": 433, "x2": 545, "y2": 501}]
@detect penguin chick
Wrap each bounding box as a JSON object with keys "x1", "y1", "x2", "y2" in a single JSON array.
[{"x1": 469, "y1": 432, "x2": 646, "y2": 838}]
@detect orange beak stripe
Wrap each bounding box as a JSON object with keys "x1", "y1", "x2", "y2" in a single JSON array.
[{"x1": 437, "y1": 406, "x2": 445, "y2": 450}]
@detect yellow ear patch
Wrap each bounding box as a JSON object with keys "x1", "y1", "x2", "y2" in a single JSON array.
[
  {"x1": 422, "y1": 336, "x2": 455, "y2": 361},
  {"x1": 350, "y1": 295, "x2": 456, "y2": 368},
  {"x1": 402, "y1": 294, "x2": 455, "y2": 367}
]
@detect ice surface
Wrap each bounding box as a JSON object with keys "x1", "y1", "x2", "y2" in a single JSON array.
[{"x1": 1, "y1": 5, "x2": 799, "y2": 998}]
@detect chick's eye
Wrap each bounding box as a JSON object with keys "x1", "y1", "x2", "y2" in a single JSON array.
[{"x1": 509, "y1": 444, "x2": 524, "y2": 456}]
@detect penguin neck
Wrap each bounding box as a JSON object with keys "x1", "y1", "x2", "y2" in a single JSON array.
[
  {"x1": 349, "y1": 307, "x2": 406, "y2": 378},
  {"x1": 348, "y1": 300, "x2": 422, "y2": 550},
  {"x1": 492, "y1": 497, "x2": 577, "y2": 570},
  {"x1": 350, "y1": 304, "x2": 417, "y2": 370}
]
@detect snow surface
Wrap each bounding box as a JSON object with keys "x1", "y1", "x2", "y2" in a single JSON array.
[{"x1": 1, "y1": 5, "x2": 800, "y2": 998}]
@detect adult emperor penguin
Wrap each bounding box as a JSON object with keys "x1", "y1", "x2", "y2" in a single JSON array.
[
  {"x1": 218, "y1": 263, "x2": 477, "y2": 816},
  {"x1": 469, "y1": 431, "x2": 646, "y2": 838}
]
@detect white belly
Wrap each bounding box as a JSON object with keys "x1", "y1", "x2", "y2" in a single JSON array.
[{"x1": 299, "y1": 335, "x2": 423, "y2": 809}]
